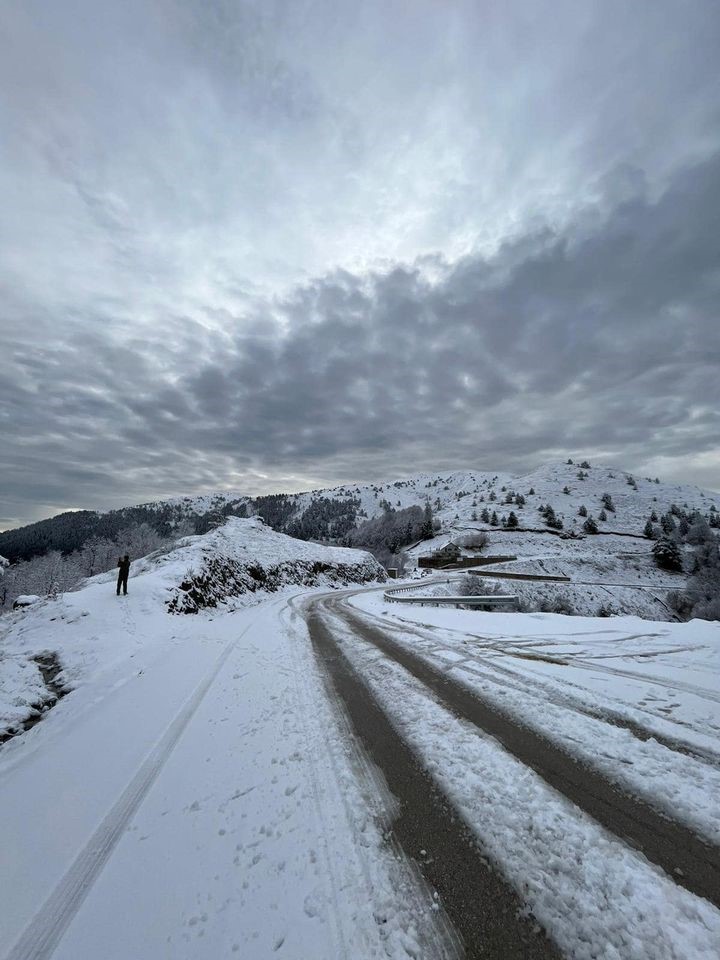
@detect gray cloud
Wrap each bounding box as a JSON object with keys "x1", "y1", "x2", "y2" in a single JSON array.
[{"x1": 1, "y1": 1, "x2": 720, "y2": 526}]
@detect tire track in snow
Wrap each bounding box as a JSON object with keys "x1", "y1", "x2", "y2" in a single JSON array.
[
  {"x1": 348, "y1": 598, "x2": 720, "y2": 765},
  {"x1": 304, "y1": 601, "x2": 561, "y2": 960},
  {"x1": 286, "y1": 598, "x2": 462, "y2": 960},
  {"x1": 324, "y1": 595, "x2": 720, "y2": 909},
  {"x1": 3, "y1": 616, "x2": 259, "y2": 960}
]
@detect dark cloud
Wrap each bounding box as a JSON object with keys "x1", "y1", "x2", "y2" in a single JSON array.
[
  {"x1": 2, "y1": 150, "x2": 720, "y2": 526},
  {"x1": 1, "y1": 1, "x2": 720, "y2": 526}
]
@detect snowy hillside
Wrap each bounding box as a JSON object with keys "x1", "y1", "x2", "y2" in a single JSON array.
[
  {"x1": 161, "y1": 518, "x2": 384, "y2": 613},
  {"x1": 3, "y1": 459, "x2": 718, "y2": 621},
  {"x1": 4, "y1": 459, "x2": 718, "y2": 560},
  {"x1": 132, "y1": 459, "x2": 719, "y2": 539},
  {"x1": 1, "y1": 504, "x2": 718, "y2": 959},
  {"x1": 0, "y1": 518, "x2": 383, "y2": 741},
  {"x1": 302, "y1": 461, "x2": 718, "y2": 533}
]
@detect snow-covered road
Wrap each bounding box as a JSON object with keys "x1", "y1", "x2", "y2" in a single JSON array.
[
  {"x1": 305, "y1": 587, "x2": 720, "y2": 959},
  {"x1": 1, "y1": 563, "x2": 719, "y2": 959},
  {"x1": 0, "y1": 585, "x2": 453, "y2": 960}
]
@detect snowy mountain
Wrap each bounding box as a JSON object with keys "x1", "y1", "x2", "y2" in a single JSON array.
[
  {"x1": 2, "y1": 459, "x2": 718, "y2": 619},
  {"x1": 3, "y1": 460, "x2": 718, "y2": 565},
  {"x1": 1, "y1": 487, "x2": 718, "y2": 960},
  {"x1": 133, "y1": 459, "x2": 720, "y2": 539}
]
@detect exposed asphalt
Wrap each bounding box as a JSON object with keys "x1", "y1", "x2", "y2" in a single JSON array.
[
  {"x1": 303, "y1": 589, "x2": 720, "y2": 957},
  {"x1": 305, "y1": 600, "x2": 561, "y2": 960}
]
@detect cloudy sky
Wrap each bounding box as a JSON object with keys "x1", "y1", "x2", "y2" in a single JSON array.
[{"x1": 1, "y1": 0, "x2": 719, "y2": 528}]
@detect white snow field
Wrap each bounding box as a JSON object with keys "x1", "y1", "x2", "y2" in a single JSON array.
[{"x1": 1, "y1": 516, "x2": 719, "y2": 959}]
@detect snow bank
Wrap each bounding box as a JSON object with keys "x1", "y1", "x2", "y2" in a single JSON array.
[
  {"x1": 161, "y1": 518, "x2": 384, "y2": 613},
  {"x1": 11, "y1": 594, "x2": 40, "y2": 609}
]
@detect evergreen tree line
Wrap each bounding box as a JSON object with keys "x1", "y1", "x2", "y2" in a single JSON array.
[
  {"x1": 0, "y1": 500, "x2": 246, "y2": 564},
  {"x1": 644, "y1": 508, "x2": 720, "y2": 621},
  {"x1": 286, "y1": 497, "x2": 361, "y2": 542},
  {"x1": 343, "y1": 503, "x2": 436, "y2": 569}
]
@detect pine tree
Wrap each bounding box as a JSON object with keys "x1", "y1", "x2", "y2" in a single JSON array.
[
  {"x1": 661, "y1": 514, "x2": 676, "y2": 535},
  {"x1": 578, "y1": 505, "x2": 587, "y2": 517},
  {"x1": 507, "y1": 511, "x2": 519, "y2": 528},
  {"x1": 601, "y1": 493, "x2": 615, "y2": 512},
  {"x1": 420, "y1": 502, "x2": 434, "y2": 540},
  {"x1": 490, "y1": 511, "x2": 499, "y2": 526},
  {"x1": 598, "y1": 508, "x2": 607, "y2": 522},
  {"x1": 583, "y1": 516, "x2": 599, "y2": 534},
  {"x1": 643, "y1": 519, "x2": 656, "y2": 539},
  {"x1": 480, "y1": 507, "x2": 490, "y2": 523},
  {"x1": 652, "y1": 537, "x2": 683, "y2": 572}
]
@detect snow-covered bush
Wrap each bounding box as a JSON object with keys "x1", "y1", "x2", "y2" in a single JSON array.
[
  {"x1": 596, "y1": 602, "x2": 618, "y2": 617},
  {"x1": 456, "y1": 531, "x2": 489, "y2": 551},
  {"x1": 539, "y1": 594, "x2": 576, "y2": 615}
]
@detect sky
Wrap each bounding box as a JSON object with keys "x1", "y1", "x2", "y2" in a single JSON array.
[{"x1": 1, "y1": 0, "x2": 720, "y2": 529}]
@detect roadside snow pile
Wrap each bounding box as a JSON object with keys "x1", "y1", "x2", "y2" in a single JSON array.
[
  {"x1": 163, "y1": 518, "x2": 384, "y2": 613},
  {"x1": 11, "y1": 595, "x2": 41, "y2": 610},
  {"x1": 0, "y1": 655, "x2": 48, "y2": 740}
]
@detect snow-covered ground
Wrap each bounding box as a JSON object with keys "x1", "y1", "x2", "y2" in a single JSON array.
[
  {"x1": 0, "y1": 518, "x2": 382, "y2": 738},
  {"x1": 327, "y1": 599, "x2": 720, "y2": 960},
  {"x1": 351, "y1": 589, "x2": 720, "y2": 842},
  {"x1": 1, "y1": 516, "x2": 718, "y2": 959},
  {"x1": 1, "y1": 522, "x2": 449, "y2": 960}
]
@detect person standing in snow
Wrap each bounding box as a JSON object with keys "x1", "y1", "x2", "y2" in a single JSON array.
[{"x1": 116, "y1": 554, "x2": 130, "y2": 596}]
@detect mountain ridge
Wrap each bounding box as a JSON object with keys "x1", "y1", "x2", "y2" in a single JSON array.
[{"x1": 2, "y1": 460, "x2": 719, "y2": 564}]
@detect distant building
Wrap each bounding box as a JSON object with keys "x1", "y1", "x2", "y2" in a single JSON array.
[{"x1": 418, "y1": 542, "x2": 461, "y2": 568}]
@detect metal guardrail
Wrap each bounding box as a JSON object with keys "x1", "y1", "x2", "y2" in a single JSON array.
[
  {"x1": 468, "y1": 570, "x2": 571, "y2": 583},
  {"x1": 383, "y1": 578, "x2": 518, "y2": 610},
  {"x1": 387, "y1": 594, "x2": 519, "y2": 608}
]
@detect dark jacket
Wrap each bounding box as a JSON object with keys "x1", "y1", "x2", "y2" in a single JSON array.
[{"x1": 117, "y1": 557, "x2": 131, "y2": 575}]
